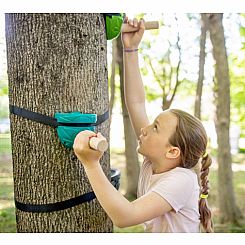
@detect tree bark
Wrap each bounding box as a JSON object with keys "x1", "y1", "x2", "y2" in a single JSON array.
[
  {"x1": 109, "y1": 39, "x2": 116, "y2": 127},
  {"x1": 194, "y1": 13, "x2": 207, "y2": 119},
  {"x1": 5, "y1": 13, "x2": 112, "y2": 232},
  {"x1": 116, "y1": 37, "x2": 140, "y2": 199},
  {"x1": 207, "y1": 13, "x2": 243, "y2": 224}
]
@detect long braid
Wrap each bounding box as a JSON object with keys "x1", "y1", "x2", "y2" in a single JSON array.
[
  {"x1": 169, "y1": 109, "x2": 214, "y2": 232},
  {"x1": 199, "y1": 153, "x2": 214, "y2": 232}
]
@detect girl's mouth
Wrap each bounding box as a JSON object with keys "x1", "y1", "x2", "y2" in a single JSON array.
[{"x1": 138, "y1": 136, "x2": 143, "y2": 145}]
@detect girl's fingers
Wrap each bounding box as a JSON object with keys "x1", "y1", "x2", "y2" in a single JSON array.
[
  {"x1": 128, "y1": 19, "x2": 134, "y2": 26},
  {"x1": 124, "y1": 16, "x2": 128, "y2": 23},
  {"x1": 139, "y1": 18, "x2": 145, "y2": 30},
  {"x1": 133, "y1": 18, "x2": 138, "y2": 27}
]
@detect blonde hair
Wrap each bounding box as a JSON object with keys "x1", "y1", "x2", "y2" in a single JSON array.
[{"x1": 168, "y1": 109, "x2": 214, "y2": 233}]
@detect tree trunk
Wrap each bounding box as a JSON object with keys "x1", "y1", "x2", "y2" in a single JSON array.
[
  {"x1": 194, "y1": 13, "x2": 207, "y2": 119},
  {"x1": 5, "y1": 13, "x2": 112, "y2": 232},
  {"x1": 207, "y1": 13, "x2": 243, "y2": 224},
  {"x1": 116, "y1": 37, "x2": 140, "y2": 199},
  {"x1": 109, "y1": 39, "x2": 116, "y2": 127}
]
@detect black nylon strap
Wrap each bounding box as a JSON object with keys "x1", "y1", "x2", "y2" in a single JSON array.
[
  {"x1": 93, "y1": 110, "x2": 109, "y2": 126},
  {"x1": 9, "y1": 104, "x2": 58, "y2": 128},
  {"x1": 15, "y1": 170, "x2": 120, "y2": 213},
  {"x1": 15, "y1": 191, "x2": 96, "y2": 213},
  {"x1": 9, "y1": 105, "x2": 109, "y2": 128}
]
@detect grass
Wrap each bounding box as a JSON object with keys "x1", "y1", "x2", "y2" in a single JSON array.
[
  {"x1": 0, "y1": 136, "x2": 245, "y2": 233},
  {"x1": 208, "y1": 170, "x2": 245, "y2": 232},
  {"x1": 0, "y1": 153, "x2": 16, "y2": 233},
  {"x1": 0, "y1": 208, "x2": 16, "y2": 233},
  {"x1": 0, "y1": 134, "x2": 11, "y2": 154}
]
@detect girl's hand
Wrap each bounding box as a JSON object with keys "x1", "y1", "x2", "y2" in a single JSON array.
[
  {"x1": 73, "y1": 130, "x2": 104, "y2": 169},
  {"x1": 121, "y1": 16, "x2": 145, "y2": 49}
]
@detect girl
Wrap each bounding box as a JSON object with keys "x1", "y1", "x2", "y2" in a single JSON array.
[{"x1": 73, "y1": 17, "x2": 213, "y2": 233}]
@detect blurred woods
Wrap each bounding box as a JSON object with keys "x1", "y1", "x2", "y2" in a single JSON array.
[{"x1": 108, "y1": 13, "x2": 245, "y2": 226}]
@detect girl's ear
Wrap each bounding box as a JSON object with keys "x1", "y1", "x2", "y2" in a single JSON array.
[{"x1": 165, "y1": 146, "x2": 180, "y2": 159}]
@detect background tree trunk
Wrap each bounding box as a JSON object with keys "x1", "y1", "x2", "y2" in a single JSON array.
[
  {"x1": 109, "y1": 39, "x2": 116, "y2": 127},
  {"x1": 116, "y1": 37, "x2": 140, "y2": 199},
  {"x1": 194, "y1": 13, "x2": 207, "y2": 119},
  {"x1": 5, "y1": 13, "x2": 112, "y2": 232},
  {"x1": 207, "y1": 13, "x2": 243, "y2": 224}
]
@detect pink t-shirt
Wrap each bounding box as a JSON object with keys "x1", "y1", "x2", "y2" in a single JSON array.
[{"x1": 137, "y1": 158, "x2": 200, "y2": 233}]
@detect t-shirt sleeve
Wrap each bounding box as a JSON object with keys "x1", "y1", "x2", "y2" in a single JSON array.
[{"x1": 151, "y1": 171, "x2": 194, "y2": 213}]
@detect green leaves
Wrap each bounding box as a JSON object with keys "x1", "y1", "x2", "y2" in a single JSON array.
[
  {"x1": 229, "y1": 56, "x2": 245, "y2": 135},
  {"x1": 0, "y1": 78, "x2": 8, "y2": 96},
  {"x1": 0, "y1": 85, "x2": 8, "y2": 96}
]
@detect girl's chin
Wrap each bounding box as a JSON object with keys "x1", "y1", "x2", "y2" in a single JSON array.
[
  {"x1": 137, "y1": 146, "x2": 143, "y2": 155},
  {"x1": 137, "y1": 149, "x2": 146, "y2": 159}
]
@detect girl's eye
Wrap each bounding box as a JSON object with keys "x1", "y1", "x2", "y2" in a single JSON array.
[{"x1": 153, "y1": 124, "x2": 157, "y2": 131}]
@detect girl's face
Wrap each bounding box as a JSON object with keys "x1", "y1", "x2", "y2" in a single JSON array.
[{"x1": 137, "y1": 110, "x2": 178, "y2": 161}]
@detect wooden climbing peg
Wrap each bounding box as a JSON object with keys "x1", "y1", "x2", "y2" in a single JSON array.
[
  {"x1": 121, "y1": 21, "x2": 159, "y2": 33},
  {"x1": 89, "y1": 134, "x2": 108, "y2": 152}
]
